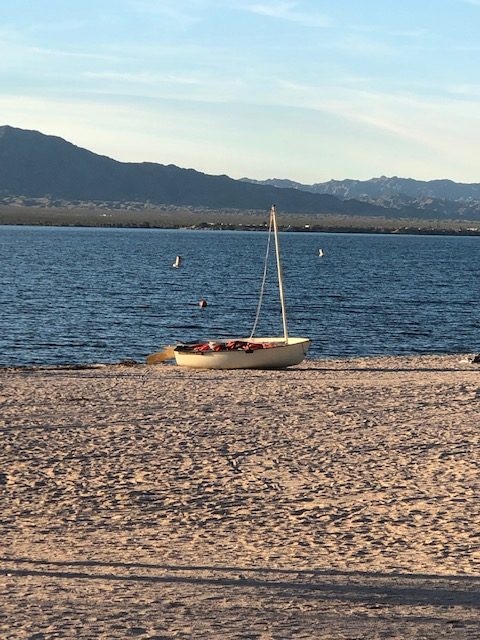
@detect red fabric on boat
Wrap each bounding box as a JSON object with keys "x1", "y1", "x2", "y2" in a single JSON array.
[{"x1": 193, "y1": 343, "x2": 210, "y2": 352}]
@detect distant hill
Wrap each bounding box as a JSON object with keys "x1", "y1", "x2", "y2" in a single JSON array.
[
  {"x1": 241, "y1": 176, "x2": 480, "y2": 220},
  {"x1": 0, "y1": 125, "x2": 389, "y2": 217},
  {"x1": 2, "y1": 125, "x2": 479, "y2": 221}
]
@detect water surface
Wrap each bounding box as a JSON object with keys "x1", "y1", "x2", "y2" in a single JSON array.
[{"x1": 1, "y1": 226, "x2": 479, "y2": 366}]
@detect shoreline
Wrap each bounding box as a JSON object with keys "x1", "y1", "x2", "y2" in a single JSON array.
[
  {"x1": 2, "y1": 350, "x2": 478, "y2": 372},
  {"x1": 2, "y1": 354, "x2": 479, "y2": 638},
  {"x1": 2, "y1": 204, "x2": 480, "y2": 236}
]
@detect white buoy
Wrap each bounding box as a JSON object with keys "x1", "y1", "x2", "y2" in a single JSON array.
[{"x1": 173, "y1": 255, "x2": 182, "y2": 268}]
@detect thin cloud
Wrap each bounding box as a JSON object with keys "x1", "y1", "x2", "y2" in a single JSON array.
[
  {"x1": 346, "y1": 26, "x2": 432, "y2": 55},
  {"x1": 388, "y1": 28, "x2": 429, "y2": 38},
  {"x1": 350, "y1": 24, "x2": 429, "y2": 39},
  {"x1": 322, "y1": 35, "x2": 395, "y2": 57},
  {"x1": 275, "y1": 79, "x2": 480, "y2": 153},
  {"x1": 26, "y1": 20, "x2": 87, "y2": 34},
  {"x1": 29, "y1": 46, "x2": 122, "y2": 62},
  {"x1": 446, "y1": 83, "x2": 480, "y2": 97},
  {"x1": 452, "y1": 43, "x2": 480, "y2": 51},
  {"x1": 278, "y1": 80, "x2": 424, "y2": 143},
  {"x1": 128, "y1": 0, "x2": 203, "y2": 26},
  {"x1": 82, "y1": 70, "x2": 202, "y2": 86},
  {"x1": 241, "y1": 1, "x2": 331, "y2": 27}
]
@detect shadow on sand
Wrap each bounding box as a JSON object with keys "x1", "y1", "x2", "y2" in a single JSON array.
[{"x1": 1, "y1": 557, "x2": 479, "y2": 609}]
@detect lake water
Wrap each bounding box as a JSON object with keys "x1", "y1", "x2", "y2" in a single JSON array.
[{"x1": 1, "y1": 225, "x2": 479, "y2": 366}]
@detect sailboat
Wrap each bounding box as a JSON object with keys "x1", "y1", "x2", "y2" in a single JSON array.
[{"x1": 172, "y1": 205, "x2": 310, "y2": 369}]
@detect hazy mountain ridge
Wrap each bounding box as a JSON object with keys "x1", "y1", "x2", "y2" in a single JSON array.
[
  {"x1": 1, "y1": 125, "x2": 479, "y2": 221},
  {"x1": 241, "y1": 176, "x2": 480, "y2": 219},
  {"x1": 0, "y1": 125, "x2": 389, "y2": 217}
]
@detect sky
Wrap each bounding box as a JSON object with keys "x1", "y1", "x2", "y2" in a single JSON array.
[{"x1": 1, "y1": 0, "x2": 479, "y2": 184}]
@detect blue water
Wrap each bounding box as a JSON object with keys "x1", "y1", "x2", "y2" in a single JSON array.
[{"x1": 1, "y1": 225, "x2": 479, "y2": 366}]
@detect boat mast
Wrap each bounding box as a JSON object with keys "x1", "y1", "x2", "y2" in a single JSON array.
[{"x1": 271, "y1": 205, "x2": 289, "y2": 343}]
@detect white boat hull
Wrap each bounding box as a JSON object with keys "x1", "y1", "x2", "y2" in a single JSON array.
[{"x1": 174, "y1": 337, "x2": 310, "y2": 369}]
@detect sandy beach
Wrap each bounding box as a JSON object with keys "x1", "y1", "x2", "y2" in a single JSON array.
[{"x1": 1, "y1": 354, "x2": 479, "y2": 639}]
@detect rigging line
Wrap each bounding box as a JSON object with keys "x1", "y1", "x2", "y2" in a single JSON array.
[{"x1": 249, "y1": 211, "x2": 274, "y2": 339}]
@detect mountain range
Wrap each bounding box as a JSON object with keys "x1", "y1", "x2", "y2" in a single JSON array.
[
  {"x1": 241, "y1": 176, "x2": 480, "y2": 220},
  {"x1": 1, "y1": 125, "x2": 479, "y2": 221},
  {"x1": 0, "y1": 125, "x2": 384, "y2": 217}
]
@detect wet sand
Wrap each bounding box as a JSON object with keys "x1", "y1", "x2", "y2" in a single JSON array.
[{"x1": 1, "y1": 355, "x2": 479, "y2": 638}]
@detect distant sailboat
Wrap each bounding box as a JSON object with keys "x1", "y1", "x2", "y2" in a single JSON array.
[
  {"x1": 170, "y1": 205, "x2": 311, "y2": 369},
  {"x1": 173, "y1": 255, "x2": 182, "y2": 268},
  {"x1": 318, "y1": 248, "x2": 324, "y2": 257}
]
